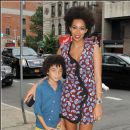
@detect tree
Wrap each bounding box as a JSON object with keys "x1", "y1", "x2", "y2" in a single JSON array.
[
  {"x1": 38, "y1": 32, "x2": 59, "y2": 54},
  {"x1": 24, "y1": 6, "x2": 43, "y2": 50},
  {"x1": 24, "y1": 35, "x2": 38, "y2": 52},
  {"x1": 30, "y1": 6, "x2": 43, "y2": 41}
]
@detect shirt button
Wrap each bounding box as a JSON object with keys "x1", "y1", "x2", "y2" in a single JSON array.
[
  {"x1": 53, "y1": 100, "x2": 55, "y2": 103},
  {"x1": 51, "y1": 110, "x2": 53, "y2": 113},
  {"x1": 49, "y1": 118, "x2": 51, "y2": 121}
]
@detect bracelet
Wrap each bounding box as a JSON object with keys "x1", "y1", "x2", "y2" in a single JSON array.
[{"x1": 96, "y1": 98, "x2": 103, "y2": 104}]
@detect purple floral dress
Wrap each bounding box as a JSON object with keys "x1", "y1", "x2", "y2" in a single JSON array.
[{"x1": 60, "y1": 38, "x2": 99, "y2": 124}]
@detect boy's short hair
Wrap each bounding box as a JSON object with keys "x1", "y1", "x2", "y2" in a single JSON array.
[{"x1": 42, "y1": 54, "x2": 66, "y2": 78}]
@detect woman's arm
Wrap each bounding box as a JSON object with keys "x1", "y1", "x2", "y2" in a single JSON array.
[
  {"x1": 93, "y1": 44, "x2": 103, "y2": 121},
  {"x1": 24, "y1": 77, "x2": 47, "y2": 102},
  {"x1": 60, "y1": 118, "x2": 66, "y2": 130},
  {"x1": 93, "y1": 44, "x2": 102, "y2": 99},
  {"x1": 57, "y1": 47, "x2": 61, "y2": 55}
]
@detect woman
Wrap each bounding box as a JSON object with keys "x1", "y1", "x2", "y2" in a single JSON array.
[{"x1": 25, "y1": 6, "x2": 103, "y2": 130}]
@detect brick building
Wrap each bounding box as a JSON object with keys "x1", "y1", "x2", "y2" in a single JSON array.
[{"x1": 1, "y1": 1, "x2": 42, "y2": 47}]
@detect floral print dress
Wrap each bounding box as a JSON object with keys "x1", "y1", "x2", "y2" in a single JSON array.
[{"x1": 60, "y1": 38, "x2": 99, "y2": 124}]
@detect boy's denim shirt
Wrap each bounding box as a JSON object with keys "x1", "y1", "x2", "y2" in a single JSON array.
[{"x1": 34, "y1": 79, "x2": 62, "y2": 129}]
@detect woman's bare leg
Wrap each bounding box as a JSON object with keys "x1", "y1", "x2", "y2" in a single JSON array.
[
  {"x1": 79, "y1": 123, "x2": 93, "y2": 130},
  {"x1": 64, "y1": 119, "x2": 77, "y2": 130}
]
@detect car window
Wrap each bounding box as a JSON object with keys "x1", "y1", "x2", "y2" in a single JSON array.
[
  {"x1": 13, "y1": 48, "x2": 37, "y2": 56},
  {"x1": 103, "y1": 55, "x2": 123, "y2": 65},
  {"x1": 119, "y1": 55, "x2": 130, "y2": 65},
  {"x1": 12, "y1": 49, "x2": 20, "y2": 56},
  {"x1": 2, "y1": 50, "x2": 7, "y2": 56},
  {"x1": 2, "y1": 49, "x2": 12, "y2": 56},
  {"x1": 7, "y1": 49, "x2": 12, "y2": 56}
]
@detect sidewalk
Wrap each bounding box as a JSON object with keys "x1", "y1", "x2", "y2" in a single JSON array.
[
  {"x1": 1, "y1": 103, "x2": 35, "y2": 130},
  {"x1": 2, "y1": 103, "x2": 130, "y2": 130}
]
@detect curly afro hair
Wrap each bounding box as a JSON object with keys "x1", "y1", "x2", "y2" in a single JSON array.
[
  {"x1": 64, "y1": 6, "x2": 95, "y2": 37},
  {"x1": 42, "y1": 54, "x2": 66, "y2": 78}
]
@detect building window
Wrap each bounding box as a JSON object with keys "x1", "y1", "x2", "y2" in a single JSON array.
[
  {"x1": 44, "y1": 7, "x2": 49, "y2": 15},
  {"x1": 58, "y1": 2, "x2": 62, "y2": 17},
  {"x1": 52, "y1": 24, "x2": 55, "y2": 35},
  {"x1": 86, "y1": 2, "x2": 89, "y2": 8},
  {"x1": 51, "y1": 5, "x2": 55, "y2": 17},
  {"x1": 23, "y1": 1, "x2": 26, "y2": 9},
  {"x1": 23, "y1": 18, "x2": 26, "y2": 25},
  {"x1": 64, "y1": 2, "x2": 69, "y2": 14},
  {"x1": 73, "y1": 1, "x2": 78, "y2": 7},
  {"x1": 6, "y1": 28, "x2": 10, "y2": 36},
  {"x1": 5, "y1": 17, "x2": 10, "y2": 26},
  {"x1": 58, "y1": 23, "x2": 62, "y2": 35},
  {"x1": 86, "y1": 2, "x2": 91, "y2": 8},
  {"x1": 23, "y1": 29, "x2": 26, "y2": 38},
  {"x1": 112, "y1": 21, "x2": 125, "y2": 40},
  {"x1": 120, "y1": 22, "x2": 125, "y2": 40},
  {"x1": 83, "y1": 2, "x2": 86, "y2": 6}
]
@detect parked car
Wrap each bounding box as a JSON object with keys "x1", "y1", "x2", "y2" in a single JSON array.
[
  {"x1": 1, "y1": 63, "x2": 14, "y2": 87},
  {"x1": 2, "y1": 47, "x2": 45, "y2": 78},
  {"x1": 102, "y1": 53, "x2": 130, "y2": 90},
  {"x1": 41, "y1": 54, "x2": 52, "y2": 59}
]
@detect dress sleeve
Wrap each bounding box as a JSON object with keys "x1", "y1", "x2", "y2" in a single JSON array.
[
  {"x1": 34, "y1": 86, "x2": 43, "y2": 116},
  {"x1": 85, "y1": 36, "x2": 100, "y2": 47},
  {"x1": 93, "y1": 36, "x2": 100, "y2": 47},
  {"x1": 59, "y1": 43, "x2": 65, "y2": 52}
]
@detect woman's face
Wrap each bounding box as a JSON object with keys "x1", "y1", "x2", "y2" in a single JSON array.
[{"x1": 69, "y1": 19, "x2": 88, "y2": 42}]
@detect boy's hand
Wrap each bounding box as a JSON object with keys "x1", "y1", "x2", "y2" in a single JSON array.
[{"x1": 45, "y1": 126, "x2": 56, "y2": 130}]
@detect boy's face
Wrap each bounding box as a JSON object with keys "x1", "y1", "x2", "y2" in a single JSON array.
[{"x1": 48, "y1": 65, "x2": 63, "y2": 82}]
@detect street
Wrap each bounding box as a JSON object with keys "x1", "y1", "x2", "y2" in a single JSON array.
[{"x1": 2, "y1": 77, "x2": 130, "y2": 130}]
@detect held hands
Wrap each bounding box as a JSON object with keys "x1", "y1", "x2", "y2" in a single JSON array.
[
  {"x1": 93, "y1": 103, "x2": 103, "y2": 121},
  {"x1": 45, "y1": 126, "x2": 56, "y2": 130},
  {"x1": 57, "y1": 119, "x2": 66, "y2": 130}
]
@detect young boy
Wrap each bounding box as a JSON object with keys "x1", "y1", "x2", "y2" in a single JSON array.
[{"x1": 34, "y1": 54, "x2": 66, "y2": 130}]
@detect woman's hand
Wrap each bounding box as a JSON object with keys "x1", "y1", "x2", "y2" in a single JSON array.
[
  {"x1": 57, "y1": 119, "x2": 66, "y2": 130},
  {"x1": 24, "y1": 83, "x2": 37, "y2": 102},
  {"x1": 93, "y1": 103, "x2": 103, "y2": 121}
]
